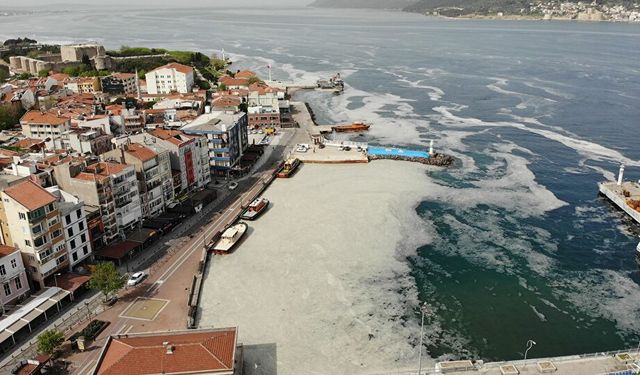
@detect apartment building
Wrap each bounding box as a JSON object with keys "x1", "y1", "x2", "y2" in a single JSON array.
[
  {"x1": 0, "y1": 245, "x2": 30, "y2": 306},
  {"x1": 46, "y1": 187, "x2": 92, "y2": 271},
  {"x1": 20, "y1": 111, "x2": 71, "y2": 150},
  {"x1": 53, "y1": 160, "x2": 142, "y2": 244},
  {"x1": 0, "y1": 180, "x2": 67, "y2": 289},
  {"x1": 145, "y1": 63, "x2": 194, "y2": 95},
  {"x1": 124, "y1": 129, "x2": 211, "y2": 196},
  {"x1": 103, "y1": 144, "x2": 174, "y2": 218},
  {"x1": 101, "y1": 73, "x2": 137, "y2": 95},
  {"x1": 182, "y1": 112, "x2": 248, "y2": 177},
  {"x1": 64, "y1": 77, "x2": 101, "y2": 94}
]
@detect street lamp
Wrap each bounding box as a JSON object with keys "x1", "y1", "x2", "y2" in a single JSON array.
[
  {"x1": 417, "y1": 302, "x2": 432, "y2": 375},
  {"x1": 524, "y1": 339, "x2": 537, "y2": 363}
]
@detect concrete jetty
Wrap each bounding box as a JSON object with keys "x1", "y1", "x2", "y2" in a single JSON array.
[{"x1": 599, "y1": 165, "x2": 640, "y2": 225}]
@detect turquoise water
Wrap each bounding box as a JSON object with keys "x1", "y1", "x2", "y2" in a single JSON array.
[
  {"x1": 368, "y1": 147, "x2": 430, "y2": 158},
  {"x1": 3, "y1": 6, "x2": 640, "y2": 363}
]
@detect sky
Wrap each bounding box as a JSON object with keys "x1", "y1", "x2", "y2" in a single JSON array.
[{"x1": 4, "y1": 0, "x2": 313, "y2": 8}]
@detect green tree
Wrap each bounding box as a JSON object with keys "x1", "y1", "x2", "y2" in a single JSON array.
[
  {"x1": 0, "y1": 105, "x2": 26, "y2": 130},
  {"x1": 16, "y1": 72, "x2": 32, "y2": 80},
  {"x1": 37, "y1": 329, "x2": 64, "y2": 355},
  {"x1": 247, "y1": 76, "x2": 262, "y2": 85},
  {"x1": 0, "y1": 66, "x2": 9, "y2": 82},
  {"x1": 38, "y1": 69, "x2": 50, "y2": 78},
  {"x1": 218, "y1": 83, "x2": 227, "y2": 92},
  {"x1": 88, "y1": 262, "x2": 125, "y2": 301}
]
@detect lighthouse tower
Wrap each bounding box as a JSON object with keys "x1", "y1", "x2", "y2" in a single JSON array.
[
  {"x1": 429, "y1": 140, "x2": 434, "y2": 155},
  {"x1": 618, "y1": 164, "x2": 625, "y2": 186}
]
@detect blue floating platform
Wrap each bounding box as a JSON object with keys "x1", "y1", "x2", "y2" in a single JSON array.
[{"x1": 367, "y1": 147, "x2": 430, "y2": 159}]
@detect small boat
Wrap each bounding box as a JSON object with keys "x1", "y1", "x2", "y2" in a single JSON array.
[
  {"x1": 240, "y1": 198, "x2": 269, "y2": 220},
  {"x1": 207, "y1": 222, "x2": 248, "y2": 255},
  {"x1": 276, "y1": 158, "x2": 300, "y2": 178},
  {"x1": 331, "y1": 121, "x2": 371, "y2": 133}
]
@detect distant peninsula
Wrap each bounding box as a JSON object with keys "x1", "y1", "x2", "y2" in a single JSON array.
[
  {"x1": 310, "y1": 0, "x2": 640, "y2": 22},
  {"x1": 308, "y1": 0, "x2": 417, "y2": 9}
]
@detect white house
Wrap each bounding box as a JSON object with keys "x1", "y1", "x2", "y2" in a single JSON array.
[{"x1": 145, "y1": 63, "x2": 194, "y2": 95}]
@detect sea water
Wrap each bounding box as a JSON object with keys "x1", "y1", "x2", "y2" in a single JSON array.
[{"x1": 2, "y1": 5, "x2": 640, "y2": 362}]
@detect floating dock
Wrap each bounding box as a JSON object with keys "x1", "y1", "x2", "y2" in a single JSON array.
[{"x1": 599, "y1": 165, "x2": 640, "y2": 225}]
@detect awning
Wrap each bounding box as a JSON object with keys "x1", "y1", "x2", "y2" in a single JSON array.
[
  {"x1": 127, "y1": 228, "x2": 157, "y2": 244},
  {"x1": 0, "y1": 330, "x2": 13, "y2": 344},
  {"x1": 97, "y1": 240, "x2": 139, "y2": 260},
  {"x1": 35, "y1": 298, "x2": 58, "y2": 313},
  {"x1": 5, "y1": 318, "x2": 29, "y2": 334}
]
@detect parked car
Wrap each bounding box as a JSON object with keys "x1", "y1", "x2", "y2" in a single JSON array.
[
  {"x1": 228, "y1": 182, "x2": 239, "y2": 190},
  {"x1": 127, "y1": 272, "x2": 146, "y2": 287}
]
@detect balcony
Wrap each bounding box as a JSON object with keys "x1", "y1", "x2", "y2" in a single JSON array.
[{"x1": 28, "y1": 208, "x2": 46, "y2": 223}]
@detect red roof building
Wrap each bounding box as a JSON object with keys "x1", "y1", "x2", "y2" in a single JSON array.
[{"x1": 93, "y1": 328, "x2": 242, "y2": 375}]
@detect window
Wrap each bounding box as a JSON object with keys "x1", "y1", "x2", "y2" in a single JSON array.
[
  {"x1": 70, "y1": 239, "x2": 76, "y2": 249},
  {"x1": 65, "y1": 214, "x2": 71, "y2": 225},
  {"x1": 76, "y1": 209, "x2": 82, "y2": 219},
  {"x1": 67, "y1": 228, "x2": 74, "y2": 237},
  {"x1": 14, "y1": 277, "x2": 22, "y2": 290},
  {"x1": 19, "y1": 212, "x2": 26, "y2": 220},
  {"x1": 46, "y1": 203, "x2": 54, "y2": 213},
  {"x1": 52, "y1": 229, "x2": 62, "y2": 239},
  {"x1": 79, "y1": 221, "x2": 84, "y2": 231},
  {"x1": 81, "y1": 234, "x2": 86, "y2": 243},
  {"x1": 56, "y1": 255, "x2": 67, "y2": 264},
  {"x1": 72, "y1": 252, "x2": 78, "y2": 262},
  {"x1": 24, "y1": 240, "x2": 31, "y2": 247},
  {"x1": 32, "y1": 224, "x2": 42, "y2": 235},
  {"x1": 83, "y1": 245, "x2": 88, "y2": 255},
  {"x1": 10, "y1": 259, "x2": 16, "y2": 268},
  {"x1": 3, "y1": 283, "x2": 10, "y2": 296},
  {"x1": 0, "y1": 265, "x2": 5, "y2": 276}
]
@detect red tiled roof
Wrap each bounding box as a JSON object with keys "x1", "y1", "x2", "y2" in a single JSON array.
[
  {"x1": 12, "y1": 138, "x2": 45, "y2": 149},
  {"x1": 20, "y1": 111, "x2": 70, "y2": 125},
  {"x1": 219, "y1": 76, "x2": 249, "y2": 87},
  {"x1": 125, "y1": 143, "x2": 156, "y2": 162},
  {"x1": 95, "y1": 328, "x2": 237, "y2": 375},
  {"x1": 3, "y1": 180, "x2": 56, "y2": 211},
  {"x1": 212, "y1": 96, "x2": 241, "y2": 108},
  {"x1": 149, "y1": 128, "x2": 192, "y2": 147},
  {"x1": 0, "y1": 245, "x2": 17, "y2": 258},
  {"x1": 74, "y1": 172, "x2": 108, "y2": 182},
  {"x1": 152, "y1": 63, "x2": 193, "y2": 75},
  {"x1": 86, "y1": 162, "x2": 129, "y2": 176},
  {"x1": 235, "y1": 70, "x2": 257, "y2": 79},
  {"x1": 112, "y1": 73, "x2": 136, "y2": 80}
]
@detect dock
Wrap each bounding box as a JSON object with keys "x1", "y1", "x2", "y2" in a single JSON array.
[{"x1": 599, "y1": 165, "x2": 640, "y2": 224}]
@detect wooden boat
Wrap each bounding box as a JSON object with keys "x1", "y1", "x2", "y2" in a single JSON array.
[
  {"x1": 240, "y1": 198, "x2": 269, "y2": 220},
  {"x1": 207, "y1": 222, "x2": 248, "y2": 255},
  {"x1": 276, "y1": 158, "x2": 300, "y2": 178},
  {"x1": 331, "y1": 121, "x2": 371, "y2": 133}
]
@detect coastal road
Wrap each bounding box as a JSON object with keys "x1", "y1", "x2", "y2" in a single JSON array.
[{"x1": 71, "y1": 169, "x2": 276, "y2": 374}]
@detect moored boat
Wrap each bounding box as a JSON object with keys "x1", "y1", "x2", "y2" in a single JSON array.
[
  {"x1": 276, "y1": 158, "x2": 300, "y2": 178},
  {"x1": 207, "y1": 222, "x2": 248, "y2": 255},
  {"x1": 240, "y1": 198, "x2": 269, "y2": 220},
  {"x1": 331, "y1": 121, "x2": 371, "y2": 133}
]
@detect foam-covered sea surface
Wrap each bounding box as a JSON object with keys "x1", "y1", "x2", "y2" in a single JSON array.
[{"x1": 4, "y1": 6, "x2": 640, "y2": 361}]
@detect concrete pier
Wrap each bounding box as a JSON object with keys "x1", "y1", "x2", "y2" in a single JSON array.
[{"x1": 599, "y1": 180, "x2": 640, "y2": 224}]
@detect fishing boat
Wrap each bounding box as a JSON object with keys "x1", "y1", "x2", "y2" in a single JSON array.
[
  {"x1": 207, "y1": 222, "x2": 248, "y2": 255},
  {"x1": 240, "y1": 198, "x2": 269, "y2": 220},
  {"x1": 276, "y1": 158, "x2": 300, "y2": 178},
  {"x1": 331, "y1": 121, "x2": 371, "y2": 133}
]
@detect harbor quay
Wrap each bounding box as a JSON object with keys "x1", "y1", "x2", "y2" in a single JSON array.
[{"x1": 369, "y1": 348, "x2": 640, "y2": 375}]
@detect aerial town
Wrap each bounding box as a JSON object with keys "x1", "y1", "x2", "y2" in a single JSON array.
[{"x1": 0, "y1": 40, "x2": 309, "y2": 374}]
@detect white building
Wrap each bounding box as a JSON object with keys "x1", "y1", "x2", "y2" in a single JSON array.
[
  {"x1": 46, "y1": 187, "x2": 93, "y2": 271},
  {"x1": 145, "y1": 63, "x2": 194, "y2": 95},
  {"x1": 0, "y1": 245, "x2": 30, "y2": 306},
  {"x1": 20, "y1": 111, "x2": 71, "y2": 150}
]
